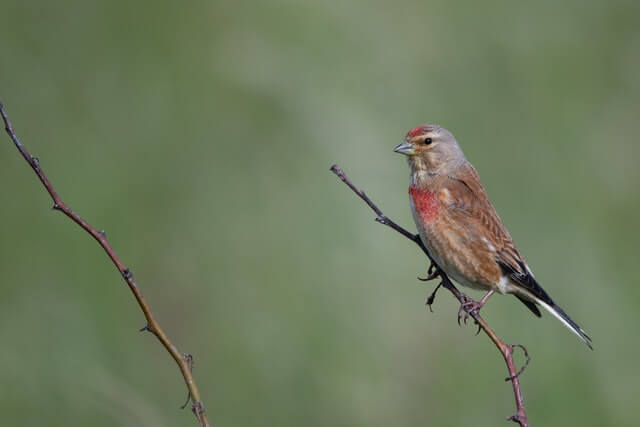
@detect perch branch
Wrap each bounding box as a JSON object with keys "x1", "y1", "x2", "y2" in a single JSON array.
[
  {"x1": 330, "y1": 164, "x2": 529, "y2": 427},
  {"x1": 1, "y1": 101, "x2": 211, "y2": 427}
]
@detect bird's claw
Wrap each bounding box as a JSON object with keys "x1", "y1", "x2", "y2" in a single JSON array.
[
  {"x1": 417, "y1": 262, "x2": 440, "y2": 281},
  {"x1": 457, "y1": 296, "x2": 484, "y2": 326}
]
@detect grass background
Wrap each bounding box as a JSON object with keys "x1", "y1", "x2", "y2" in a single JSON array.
[{"x1": 1, "y1": 1, "x2": 639, "y2": 426}]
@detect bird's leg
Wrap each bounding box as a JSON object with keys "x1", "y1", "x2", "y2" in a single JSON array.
[
  {"x1": 457, "y1": 290, "x2": 495, "y2": 325},
  {"x1": 479, "y1": 290, "x2": 495, "y2": 306},
  {"x1": 418, "y1": 262, "x2": 443, "y2": 312}
]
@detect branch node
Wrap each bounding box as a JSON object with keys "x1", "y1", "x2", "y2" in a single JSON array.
[
  {"x1": 192, "y1": 401, "x2": 206, "y2": 419},
  {"x1": 183, "y1": 353, "x2": 194, "y2": 371},
  {"x1": 98, "y1": 230, "x2": 107, "y2": 238},
  {"x1": 505, "y1": 344, "x2": 531, "y2": 381},
  {"x1": 52, "y1": 203, "x2": 61, "y2": 211},
  {"x1": 122, "y1": 268, "x2": 133, "y2": 280},
  {"x1": 30, "y1": 155, "x2": 40, "y2": 170}
]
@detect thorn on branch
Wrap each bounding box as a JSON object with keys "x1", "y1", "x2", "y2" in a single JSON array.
[
  {"x1": 52, "y1": 203, "x2": 61, "y2": 211},
  {"x1": 508, "y1": 413, "x2": 525, "y2": 424},
  {"x1": 179, "y1": 354, "x2": 195, "y2": 409},
  {"x1": 374, "y1": 215, "x2": 388, "y2": 225},
  {"x1": 505, "y1": 344, "x2": 531, "y2": 381},
  {"x1": 181, "y1": 390, "x2": 193, "y2": 410},
  {"x1": 140, "y1": 324, "x2": 153, "y2": 333},
  {"x1": 122, "y1": 268, "x2": 133, "y2": 280}
]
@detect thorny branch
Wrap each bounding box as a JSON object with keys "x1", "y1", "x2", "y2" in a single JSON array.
[
  {"x1": 330, "y1": 164, "x2": 530, "y2": 427},
  {"x1": 1, "y1": 101, "x2": 211, "y2": 427}
]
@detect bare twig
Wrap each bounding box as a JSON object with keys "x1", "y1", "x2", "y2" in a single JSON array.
[
  {"x1": 330, "y1": 164, "x2": 530, "y2": 427},
  {"x1": 1, "y1": 101, "x2": 211, "y2": 427}
]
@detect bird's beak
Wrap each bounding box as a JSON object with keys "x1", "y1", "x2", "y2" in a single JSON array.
[{"x1": 393, "y1": 142, "x2": 415, "y2": 156}]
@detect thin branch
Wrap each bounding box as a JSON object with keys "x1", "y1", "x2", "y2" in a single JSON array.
[
  {"x1": 330, "y1": 164, "x2": 529, "y2": 427},
  {"x1": 1, "y1": 101, "x2": 211, "y2": 427}
]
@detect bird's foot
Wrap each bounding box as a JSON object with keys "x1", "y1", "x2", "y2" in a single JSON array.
[
  {"x1": 457, "y1": 290, "x2": 494, "y2": 326},
  {"x1": 419, "y1": 263, "x2": 442, "y2": 312},
  {"x1": 424, "y1": 282, "x2": 442, "y2": 312},
  {"x1": 457, "y1": 296, "x2": 485, "y2": 326},
  {"x1": 418, "y1": 262, "x2": 440, "y2": 282}
]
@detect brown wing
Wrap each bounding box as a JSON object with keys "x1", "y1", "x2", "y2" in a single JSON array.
[{"x1": 441, "y1": 163, "x2": 553, "y2": 307}]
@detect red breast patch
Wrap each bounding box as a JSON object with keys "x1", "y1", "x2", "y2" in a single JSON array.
[{"x1": 409, "y1": 187, "x2": 439, "y2": 221}]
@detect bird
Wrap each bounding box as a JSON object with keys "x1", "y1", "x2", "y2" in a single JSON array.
[{"x1": 394, "y1": 124, "x2": 592, "y2": 349}]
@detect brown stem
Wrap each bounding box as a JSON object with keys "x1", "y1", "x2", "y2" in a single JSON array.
[
  {"x1": 330, "y1": 164, "x2": 530, "y2": 427},
  {"x1": 1, "y1": 101, "x2": 211, "y2": 427}
]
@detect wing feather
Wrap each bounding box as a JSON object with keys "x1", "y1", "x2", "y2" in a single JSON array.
[{"x1": 443, "y1": 164, "x2": 553, "y2": 304}]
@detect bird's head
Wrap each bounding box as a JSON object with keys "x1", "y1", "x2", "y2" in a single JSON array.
[{"x1": 394, "y1": 124, "x2": 466, "y2": 177}]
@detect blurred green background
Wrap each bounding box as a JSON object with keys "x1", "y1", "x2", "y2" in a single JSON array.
[{"x1": 1, "y1": 1, "x2": 638, "y2": 426}]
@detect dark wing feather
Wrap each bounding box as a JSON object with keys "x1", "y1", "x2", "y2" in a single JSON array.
[
  {"x1": 448, "y1": 164, "x2": 555, "y2": 309},
  {"x1": 447, "y1": 166, "x2": 592, "y2": 347},
  {"x1": 514, "y1": 294, "x2": 542, "y2": 317},
  {"x1": 496, "y1": 257, "x2": 554, "y2": 306}
]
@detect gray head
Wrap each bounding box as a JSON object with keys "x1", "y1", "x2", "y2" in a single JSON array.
[{"x1": 393, "y1": 124, "x2": 466, "y2": 176}]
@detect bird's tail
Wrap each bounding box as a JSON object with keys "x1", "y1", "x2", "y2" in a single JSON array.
[{"x1": 535, "y1": 299, "x2": 593, "y2": 350}]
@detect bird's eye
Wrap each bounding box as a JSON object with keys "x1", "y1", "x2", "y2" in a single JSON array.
[{"x1": 424, "y1": 137, "x2": 433, "y2": 145}]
